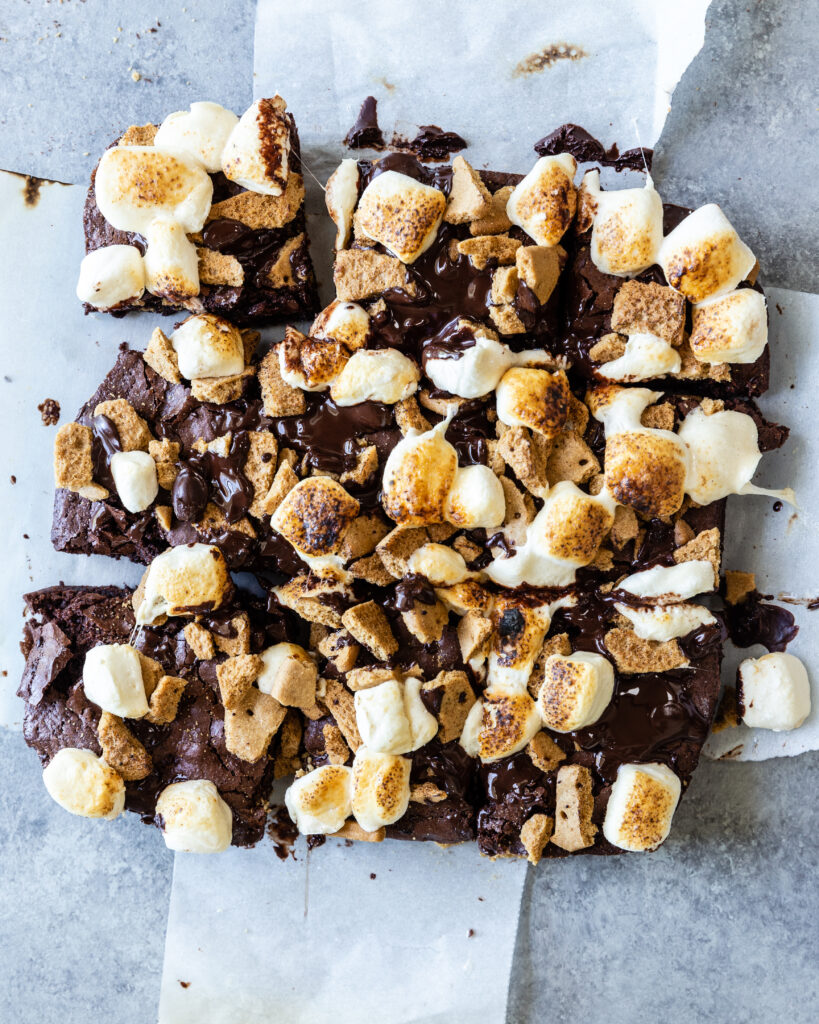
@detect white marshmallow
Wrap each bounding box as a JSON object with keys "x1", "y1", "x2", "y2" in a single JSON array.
[
  {"x1": 284, "y1": 765, "x2": 353, "y2": 835},
  {"x1": 690, "y1": 288, "x2": 768, "y2": 364},
  {"x1": 354, "y1": 676, "x2": 437, "y2": 755},
  {"x1": 325, "y1": 159, "x2": 359, "y2": 249},
  {"x1": 330, "y1": 348, "x2": 419, "y2": 406},
  {"x1": 154, "y1": 101, "x2": 239, "y2": 173},
  {"x1": 407, "y1": 543, "x2": 470, "y2": 585},
  {"x1": 171, "y1": 314, "x2": 245, "y2": 379},
  {"x1": 355, "y1": 170, "x2": 445, "y2": 264},
  {"x1": 614, "y1": 602, "x2": 716, "y2": 641},
  {"x1": 459, "y1": 698, "x2": 484, "y2": 757},
  {"x1": 76, "y1": 245, "x2": 145, "y2": 309},
  {"x1": 42, "y1": 748, "x2": 125, "y2": 820},
  {"x1": 738, "y1": 653, "x2": 811, "y2": 731},
  {"x1": 603, "y1": 762, "x2": 681, "y2": 851},
  {"x1": 444, "y1": 464, "x2": 506, "y2": 530},
  {"x1": 583, "y1": 170, "x2": 664, "y2": 277},
  {"x1": 590, "y1": 385, "x2": 664, "y2": 437},
  {"x1": 658, "y1": 204, "x2": 756, "y2": 303},
  {"x1": 506, "y1": 154, "x2": 577, "y2": 246},
  {"x1": 618, "y1": 561, "x2": 715, "y2": 603},
  {"x1": 425, "y1": 330, "x2": 515, "y2": 399},
  {"x1": 83, "y1": 643, "x2": 149, "y2": 718},
  {"x1": 598, "y1": 333, "x2": 681, "y2": 382},
  {"x1": 351, "y1": 747, "x2": 412, "y2": 832},
  {"x1": 403, "y1": 676, "x2": 440, "y2": 750},
  {"x1": 221, "y1": 97, "x2": 290, "y2": 196},
  {"x1": 110, "y1": 450, "x2": 158, "y2": 513},
  {"x1": 143, "y1": 217, "x2": 200, "y2": 300},
  {"x1": 136, "y1": 543, "x2": 231, "y2": 624},
  {"x1": 155, "y1": 779, "x2": 233, "y2": 853},
  {"x1": 536, "y1": 652, "x2": 615, "y2": 732}
]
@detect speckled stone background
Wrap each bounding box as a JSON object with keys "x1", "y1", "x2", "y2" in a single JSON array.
[{"x1": 0, "y1": 2, "x2": 817, "y2": 1022}]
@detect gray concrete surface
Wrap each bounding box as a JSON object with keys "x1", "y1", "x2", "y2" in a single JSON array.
[{"x1": 0, "y1": 2, "x2": 817, "y2": 1022}]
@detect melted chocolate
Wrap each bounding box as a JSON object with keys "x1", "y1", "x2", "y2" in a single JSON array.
[
  {"x1": 344, "y1": 96, "x2": 385, "y2": 149},
  {"x1": 724, "y1": 592, "x2": 798, "y2": 653},
  {"x1": 344, "y1": 99, "x2": 466, "y2": 161},
  {"x1": 534, "y1": 123, "x2": 652, "y2": 173}
]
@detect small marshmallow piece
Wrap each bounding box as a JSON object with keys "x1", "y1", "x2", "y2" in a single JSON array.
[
  {"x1": 155, "y1": 779, "x2": 233, "y2": 853},
  {"x1": 659, "y1": 204, "x2": 756, "y2": 304},
  {"x1": 42, "y1": 748, "x2": 125, "y2": 820},
  {"x1": 506, "y1": 154, "x2": 577, "y2": 246},
  {"x1": 325, "y1": 159, "x2": 359, "y2": 249},
  {"x1": 496, "y1": 367, "x2": 570, "y2": 438},
  {"x1": 459, "y1": 698, "x2": 483, "y2": 757},
  {"x1": 536, "y1": 652, "x2": 615, "y2": 732},
  {"x1": 614, "y1": 602, "x2": 716, "y2": 641},
  {"x1": 76, "y1": 245, "x2": 145, "y2": 309},
  {"x1": 445, "y1": 464, "x2": 506, "y2": 530},
  {"x1": 598, "y1": 333, "x2": 681, "y2": 382},
  {"x1": 690, "y1": 289, "x2": 768, "y2": 365},
  {"x1": 354, "y1": 676, "x2": 437, "y2": 755},
  {"x1": 154, "y1": 101, "x2": 239, "y2": 173},
  {"x1": 424, "y1": 328, "x2": 515, "y2": 399},
  {"x1": 110, "y1": 450, "x2": 158, "y2": 513},
  {"x1": 618, "y1": 560, "x2": 715, "y2": 603},
  {"x1": 330, "y1": 349, "x2": 420, "y2": 406},
  {"x1": 478, "y1": 692, "x2": 542, "y2": 762},
  {"x1": 381, "y1": 421, "x2": 458, "y2": 526},
  {"x1": 603, "y1": 762, "x2": 681, "y2": 852},
  {"x1": 171, "y1": 314, "x2": 245, "y2": 379},
  {"x1": 407, "y1": 543, "x2": 470, "y2": 585},
  {"x1": 285, "y1": 765, "x2": 353, "y2": 835},
  {"x1": 83, "y1": 643, "x2": 149, "y2": 718},
  {"x1": 583, "y1": 170, "x2": 664, "y2": 277},
  {"x1": 355, "y1": 170, "x2": 446, "y2": 264},
  {"x1": 738, "y1": 653, "x2": 811, "y2": 731},
  {"x1": 314, "y1": 300, "x2": 371, "y2": 351},
  {"x1": 351, "y1": 747, "x2": 412, "y2": 832},
  {"x1": 271, "y1": 477, "x2": 360, "y2": 561},
  {"x1": 136, "y1": 543, "x2": 231, "y2": 624},
  {"x1": 143, "y1": 218, "x2": 200, "y2": 301},
  {"x1": 221, "y1": 97, "x2": 290, "y2": 196}
]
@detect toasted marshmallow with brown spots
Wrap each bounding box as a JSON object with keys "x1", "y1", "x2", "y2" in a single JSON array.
[
  {"x1": 171, "y1": 314, "x2": 245, "y2": 379},
  {"x1": 381, "y1": 420, "x2": 458, "y2": 526},
  {"x1": 279, "y1": 329, "x2": 350, "y2": 392},
  {"x1": 154, "y1": 101, "x2": 239, "y2": 173},
  {"x1": 42, "y1": 749, "x2": 125, "y2": 820},
  {"x1": 407, "y1": 543, "x2": 471, "y2": 585},
  {"x1": 618, "y1": 561, "x2": 716, "y2": 603},
  {"x1": 488, "y1": 599, "x2": 555, "y2": 691},
  {"x1": 582, "y1": 170, "x2": 664, "y2": 277},
  {"x1": 659, "y1": 204, "x2": 756, "y2": 304},
  {"x1": 506, "y1": 154, "x2": 577, "y2": 246},
  {"x1": 312, "y1": 299, "x2": 371, "y2": 351},
  {"x1": 605, "y1": 431, "x2": 687, "y2": 517},
  {"x1": 496, "y1": 367, "x2": 570, "y2": 438},
  {"x1": 156, "y1": 779, "x2": 234, "y2": 853},
  {"x1": 76, "y1": 245, "x2": 146, "y2": 310},
  {"x1": 326, "y1": 159, "x2": 360, "y2": 249},
  {"x1": 285, "y1": 764, "x2": 353, "y2": 835},
  {"x1": 444, "y1": 464, "x2": 506, "y2": 529},
  {"x1": 221, "y1": 97, "x2": 290, "y2": 196},
  {"x1": 355, "y1": 170, "x2": 446, "y2": 264},
  {"x1": 690, "y1": 288, "x2": 767, "y2": 364},
  {"x1": 136, "y1": 544, "x2": 232, "y2": 624},
  {"x1": 331, "y1": 349, "x2": 420, "y2": 406},
  {"x1": 603, "y1": 762, "x2": 681, "y2": 851},
  {"x1": 351, "y1": 747, "x2": 412, "y2": 832},
  {"x1": 536, "y1": 652, "x2": 615, "y2": 732},
  {"x1": 143, "y1": 218, "x2": 201, "y2": 301},
  {"x1": 477, "y1": 692, "x2": 542, "y2": 762},
  {"x1": 271, "y1": 477, "x2": 360, "y2": 562}
]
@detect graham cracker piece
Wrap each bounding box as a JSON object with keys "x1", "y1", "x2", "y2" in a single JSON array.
[
  {"x1": 437, "y1": 581, "x2": 493, "y2": 616},
  {"x1": 401, "y1": 600, "x2": 449, "y2": 644},
  {"x1": 53, "y1": 422, "x2": 108, "y2": 500},
  {"x1": 195, "y1": 502, "x2": 256, "y2": 541},
  {"x1": 346, "y1": 666, "x2": 396, "y2": 691},
  {"x1": 611, "y1": 280, "x2": 686, "y2": 346},
  {"x1": 258, "y1": 346, "x2": 306, "y2": 417},
  {"x1": 444, "y1": 156, "x2": 493, "y2": 224},
  {"x1": 216, "y1": 654, "x2": 263, "y2": 709},
  {"x1": 411, "y1": 782, "x2": 448, "y2": 803},
  {"x1": 458, "y1": 235, "x2": 521, "y2": 270},
  {"x1": 323, "y1": 678, "x2": 362, "y2": 752},
  {"x1": 725, "y1": 570, "x2": 756, "y2": 606},
  {"x1": 498, "y1": 476, "x2": 535, "y2": 547},
  {"x1": 206, "y1": 173, "x2": 304, "y2": 230},
  {"x1": 334, "y1": 249, "x2": 417, "y2": 302},
  {"x1": 265, "y1": 234, "x2": 305, "y2": 288},
  {"x1": 197, "y1": 248, "x2": 244, "y2": 288},
  {"x1": 93, "y1": 399, "x2": 152, "y2": 451},
  {"x1": 213, "y1": 613, "x2": 252, "y2": 657},
  {"x1": 154, "y1": 505, "x2": 173, "y2": 532},
  {"x1": 267, "y1": 652, "x2": 317, "y2": 709},
  {"x1": 98, "y1": 712, "x2": 152, "y2": 781},
  {"x1": 527, "y1": 731, "x2": 567, "y2": 772},
  {"x1": 527, "y1": 633, "x2": 572, "y2": 698},
  {"x1": 241, "y1": 329, "x2": 260, "y2": 363},
  {"x1": 259, "y1": 460, "x2": 299, "y2": 517},
  {"x1": 244, "y1": 431, "x2": 279, "y2": 519},
  {"x1": 427, "y1": 523, "x2": 457, "y2": 542},
  {"x1": 338, "y1": 514, "x2": 391, "y2": 561},
  {"x1": 589, "y1": 333, "x2": 627, "y2": 363},
  {"x1": 457, "y1": 612, "x2": 493, "y2": 664},
  {"x1": 516, "y1": 245, "x2": 564, "y2": 304},
  {"x1": 376, "y1": 525, "x2": 429, "y2": 578},
  {"x1": 331, "y1": 819, "x2": 385, "y2": 842},
  {"x1": 422, "y1": 670, "x2": 476, "y2": 744},
  {"x1": 319, "y1": 632, "x2": 359, "y2": 674},
  {"x1": 699, "y1": 397, "x2": 725, "y2": 416},
  {"x1": 148, "y1": 438, "x2": 181, "y2": 490},
  {"x1": 322, "y1": 722, "x2": 351, "y2": 765},
  {"x1": 711, "y1": 686, "x2": 740, "y2": 733},
  {"x1": 350, "y1": 552, "x2": 395, "y2": 587},
  {"x1": 143, "y1": 328, "x2": 182, "y2": 383},
  {"x1": 276, "y1": 577, "x2": 345, "y2": 628},
  {"x1": 674, "y1": 520, "x2": 695, "y2": 546},
  {"x1": 489, "y1": 302, "x2": 527, "y2": 335},
  {"x1": 551, "y1": 764, "x2": 597, "y2": 852},
  {"x1": 145, "y1": 674, "x2": 188, "y2": 725},
  {"x1": 640, "y1": 401, "x2": 676, "y2": 432},
  {"x1": 341, "y1": 602, "x2": 398, "y2": 661},
  {"x1": 273, "y1": 710, "x2": 303, "y2": 779},
  {"x1": 470, "y1": 185, "x2": 513, "y2": 235},
  {"x1": 491, "y1": 266, "x2": 520, "y2": 305},
  {"x1": 394, "y1": 396, "x2": 431, "y2": 436},
  {"x1": 119, "y1": 123, "x2": 157, "y2": 146},
  {"x1": 604, "y1": 628, "x2": 688, "y2": 674},
  {"x1": 497, "y1": 426, "x2": 550, "y2": 497},
  {"x1": 452, "y1": 535, "x2": 483, "y2": 564},
  {"x1": 223, "y1": 686, "x2": 286, "y2": 763},
  {"x1": 520, "y1": 813, "x2": 555, "y2": 865},
  {"x1": 134, "y1": 651, "x2": 162, "y2": 699},
  {"x1": 610, "y1": 506, "x2": 639, "y2": 550},
  {"x1": 674, "y1": 527, "x2": 721, "y2": 585},
  {"x1": 191, "y1": 367, "x2": 254, "y2": 405},
  {"x1": 340, "y1": 445, "x2": 379, "y2": 488},
  {"x1": 566, "y1": 393, "x2": 589, "y2": 434}
]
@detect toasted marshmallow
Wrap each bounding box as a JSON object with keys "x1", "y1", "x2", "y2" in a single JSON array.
[
  {"x1": 583, "y1": 170, "x2": 664, "y2": 277},
  {"x1": 614, "y1": 602, "x2": 716, "y2": 641},
  {"x1": 618, "y1": 560, "x2": 715, "y2": 603},
  {"x1": 285, "y1": 765, "x2": 353, "y2": 835},
  {"x1": 354, "y1": 676, "x2": 437, "y2": 755},
  {"x1": 355, "y1": 170, "x2": 445, "y2": 263},
  {"x1": 407, "y1": 543, "x2": 470, "y2": 585},
  {"x1": 496, "y1": 367, "x2": 570, "y2": 438},
  {"x1": 659, "y1": 204, "x2": 756, "y2": 303},
  {"x1": 95, "y1": 145, "x2": 213, "y2": 234},
  {"x1": 76, "y1": 245, "x2": 145, "y2": 309},
  {"x1": 143, "y1": 218, "x2": 200, "y2": 300},
  {"x1": 536, "y1": 652, "x2": 615, "y2": 732},
  {"x1": 589, "y1": 385, "x2": 661, "y2": 436},
  {"x1": 83, "y1": 642, "x2": 149, "y2": 718},
  {"x1": 221, "y1": 97, "x2": 290, "y2": 196},
  {"x1": 478, "y1": 692, "x2": 541, "y2": 762},
  {"x1": 459, "y1": 698, "x2": 484, "y2": 757},
  {"x1": 136, "y1": 543, "x2": 231, "y2": 624},
  {"x1": 381, "y1": 420, "x2": 458, "y2": 525},
  {"x1": 603, "y1": 762, "x2": 681, "y2": 851},
  {"x1": 155, "y1": 779, "x2": 233, "y2": 853},
  {"x1": 42, "y1": 748, "x2": 125, "y2": 820},
  {"x1": 488, "y1": 600, "x2": 555, "y2": 692},
  {"x1": 424, "y1": 324, "x2": 514, "y2": 399},
  {"x1": 605, "y1": 431, "x2": 687, "y2": 517},
  {"x1": 326, "y1": 159, "x2": 359, "y2": 249},
  {"x1": 506, "y1": 154, "x2": 577, "y2": 246},
  {"x1": 313, "y1": 299, "x2": 371, "y2": 351},
  {"x1": 110, "y1": 451, "x2": 158, "y2": 513},
  {"x1": 679, "y1": 407, "x2": 794, "y2": 505},
  {"x1": 271, "y1": 477, "x2": 360, "y2": 561},
  {"x1": 445, "y1": 464, "x2": 506, "y2": 530},
  {"x1": 738, "y1": 653, "x2": 811, "y2": 731},
  {"x1": 154, "y1": 101, "x2": 239, "y2": 173},
  {"x1": 331, "y1": 349, "x2": 419, "y2": 406},
  {"x1": 403, "y1": 676, "x2": 440, "y2": 750},
  {"x1": 598, "y1": 333, "x2": 682, "y2": 382},
  {"x1": 171, "y1": 314, "x2": 245, "y2": 379},
  {"x1": 690, "y1": 289, "x2": 767, "y2": 364},
  {"x1": 351, "y1": 747, "x2": 412, "y2": 832},
  {"x1": 279, "y1": 334, "x2": 348, "y2": 392}
]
